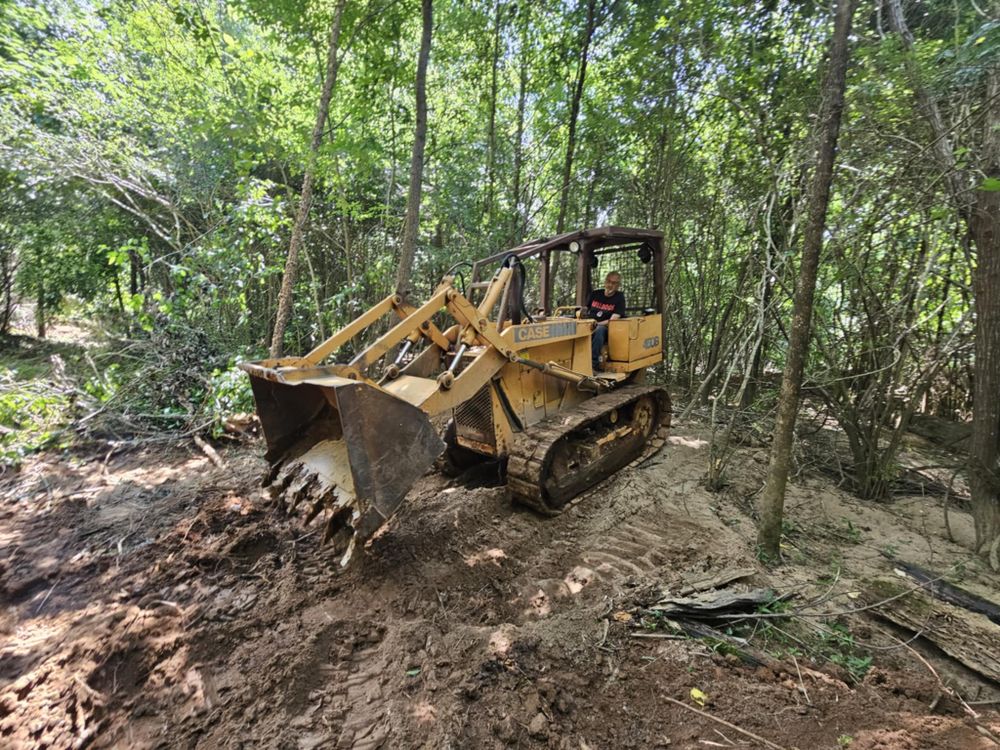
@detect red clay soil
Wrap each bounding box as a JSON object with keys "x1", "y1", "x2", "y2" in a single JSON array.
[{"x1": 1, "y1": 427, "x2": 997, "y2": 749}]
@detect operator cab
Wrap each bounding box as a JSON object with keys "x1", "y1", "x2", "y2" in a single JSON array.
[{"x1": 469, "y1": 227, "x2": 664, "y2": 373}]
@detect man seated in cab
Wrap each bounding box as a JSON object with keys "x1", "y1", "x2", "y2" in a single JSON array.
[{"x1": 586, "y1": 271, "x2": 625, "y2": 371}]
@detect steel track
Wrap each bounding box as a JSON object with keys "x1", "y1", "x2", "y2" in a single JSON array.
[{"x1": 507, "y1": 384, "x2": 672, "y2": 515}]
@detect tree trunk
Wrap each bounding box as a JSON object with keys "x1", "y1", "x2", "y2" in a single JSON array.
[
  {"x1": 511, "y1": 51, "x2": 528, "y2": 243},
  {"x1": 741, "y1": 270, "x2": 773, "y2": 408},
  {"x1": 395, "y1": 0, "x2": 433, "y2": 297},
  {"x1": 886, "y1": 0, "x2": 1000, "y2": 551},
  {"x1": 128, "y1": 249, "x2": 139, "y2": 295},
  {"x1": 382, "y1": 52, "x2": 399, "y2": 247},
  {"x1": 555, "y1": 0, "x2": 599, "y2": 235},
  {"x1": 485, "y1": 0, "x2": 502, "y2": 227},
  {"x1": 647, "y1": 94, "x2": 673, "y2": 228},
  {"x1": 36, "y1": 280, "x2": 45, "y2": 339},
  {"x1": 970, "y1": 148, "x2": 1000, "y2": 548},
  {"x1": 756, "y1": 0, "x2": 855, "y2": 560},
  {"x1": 0, "y1": 252, "x2": 13, "y2": 337},
  {"x1": 269, "y1": 0, "x2": 348, "y2": 357}
]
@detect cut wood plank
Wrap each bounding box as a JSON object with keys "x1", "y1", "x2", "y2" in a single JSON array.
[{"x1": 865, "y1": 579, "x2": 1000, "y2": 684}]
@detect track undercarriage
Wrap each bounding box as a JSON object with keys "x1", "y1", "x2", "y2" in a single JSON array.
[{"x1": 507, "y1": 385, "x2": 671, "y2": 515}]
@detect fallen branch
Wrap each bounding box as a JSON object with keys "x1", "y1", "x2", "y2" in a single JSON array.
[
  {"x1": 193, "y1": 434, "x2": 225, "y2": 469},
  {"x1": 630, "y1": 632, "x2": 686, "y2": 640},
  {"x1": 662, "y1": 695, "x2": 787, "y2": 750},
  {"x1": 596, "y1": 619, "x2": 610, "y2": 648}
]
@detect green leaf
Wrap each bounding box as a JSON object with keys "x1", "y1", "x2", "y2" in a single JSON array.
[{"x1": 978, "y1": 178, "x2": 1000, "y2": 192}]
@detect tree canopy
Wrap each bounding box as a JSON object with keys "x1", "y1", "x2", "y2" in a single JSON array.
[{"x1": 2, "y1": 0, "x2": 999, "y2": 548}]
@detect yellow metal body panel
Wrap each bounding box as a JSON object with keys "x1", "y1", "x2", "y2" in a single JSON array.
[
  {"x1": 600, "y1": 352, "x2": 662, "y2": 373},
  {"x1": 495, "y1": 334, "x2": 591, "y2": 433},
  {"x1": 382, "y1": 375, "x2": 439, "y2": 404},
  {"x1": 503, "y1": 319, "x2": 588, "y2": 351},
  {"x1": 607, "y1": 315, "x2": 662, "y2": 367}
]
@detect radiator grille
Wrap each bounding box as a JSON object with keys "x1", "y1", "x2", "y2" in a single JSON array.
[{"x1": 455, "y1": 385, "x2": 495, "y2": 447}]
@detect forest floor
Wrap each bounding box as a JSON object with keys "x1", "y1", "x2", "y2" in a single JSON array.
[{"x1": 3, "y1": 336, "x2": 1000, "y2": 749}]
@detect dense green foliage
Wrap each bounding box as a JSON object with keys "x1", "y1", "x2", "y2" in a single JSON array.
[{"x1": 1, "y1": 0, "x2": 997, "y2": 497}]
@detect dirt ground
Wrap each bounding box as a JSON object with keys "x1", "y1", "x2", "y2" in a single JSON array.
[{"x1": 2, "y1": 414, "x2": 1000, "y2": 749}]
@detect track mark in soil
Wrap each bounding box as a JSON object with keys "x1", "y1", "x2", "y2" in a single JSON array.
[
  {"x1": 3, "y1": 436, "x2": 999, "y2": 749},
  {"x1": 579, "y1": 516, "x2": 711, "y2": 582},
  {"x1": 88, "y1": 647, "x2": 150, "y2": 696},
  {"x1": 227, "y1": 529, "x2": 280, "y2": 571}
]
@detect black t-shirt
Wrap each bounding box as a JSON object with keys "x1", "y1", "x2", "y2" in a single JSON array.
[{"x1": 586, "y1": 289, "x2": 626, "y2": 321}]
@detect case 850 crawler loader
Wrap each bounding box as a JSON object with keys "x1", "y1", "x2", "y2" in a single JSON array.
[{"x1": 240, "y1": 227, "x2": 671, "y2": 564}]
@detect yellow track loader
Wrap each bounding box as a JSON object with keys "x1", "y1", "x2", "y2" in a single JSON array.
[{"x1": 240, "y1": 227, "x2": 671, "y2": 564}]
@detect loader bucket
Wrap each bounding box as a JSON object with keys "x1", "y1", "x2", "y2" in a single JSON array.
[{"x1": 241, "y1": 362, "x2": 444, "y2": 555}]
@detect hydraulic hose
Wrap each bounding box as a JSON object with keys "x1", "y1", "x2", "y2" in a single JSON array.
[{"x1": 444, "y1": 260, "x2": 473, "y2": 296}]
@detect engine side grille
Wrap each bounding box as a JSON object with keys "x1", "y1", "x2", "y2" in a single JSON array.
[{"x1": 454, "y1": 385, "x2": 495, "y2": 448}]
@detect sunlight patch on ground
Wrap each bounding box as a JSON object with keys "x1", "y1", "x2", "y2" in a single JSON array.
[
  {"x1": 411, "y1": 700, "x2": 437, "y2": 725},
  {"x1": 106, "y1": 456, "x2": 213, "y2": 489},
  {"x1": 6, "y1": 619, "x2": 67, "y2": 661},
  {"x1": 488, "y1": 624, "x2": 517, "y2": 657},
  {"x1": 563, "y1": 565, "x2": 595, "y2": 594},
  {"x1": 464, "y1": 547, "x2": 506, "y2": 567},
  {"x1": 667, "y1": 435, "x2": 708, "y2": 449},
  {"x1": 527, "y1": 588, "x2": 551, "y2": 616}
]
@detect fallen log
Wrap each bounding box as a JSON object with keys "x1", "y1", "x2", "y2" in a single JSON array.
[
  {"x1": 907, "y1": 414, "x2": 971, "y2": 451},
  {"x1": 865, "y1": 579, "x2": 1000, "y2": 684},
  {"x1": 892, "y1": 560, "x2": 1000, "y2": 625}
]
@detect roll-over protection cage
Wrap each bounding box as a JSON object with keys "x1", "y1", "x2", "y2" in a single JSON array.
[{"x1": 468, "y1": 226, "x2": 664, "y2": 319}]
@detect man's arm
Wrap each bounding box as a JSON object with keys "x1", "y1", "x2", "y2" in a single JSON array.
[{"x1": 604, "y1": 291, "x2": 625, "y2": 323}]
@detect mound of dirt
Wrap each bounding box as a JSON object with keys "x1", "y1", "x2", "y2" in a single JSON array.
[{"x1": 1, "y1": 421, "x2": 998, "y2": 749}]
